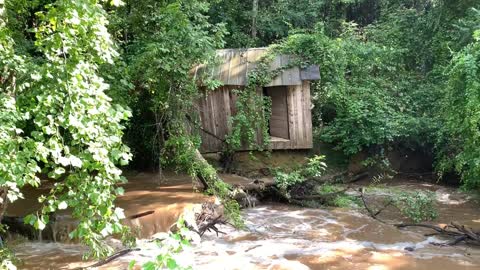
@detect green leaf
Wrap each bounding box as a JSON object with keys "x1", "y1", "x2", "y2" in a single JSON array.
[
  {"x1": 142, "y1": 261, "x2": 156, "y2": 270},
  {"x1": 166, "y1": 258, "x2": 178, "y2": 269},
  {"x1": 128, "y1": 260, "x2": 136, "y2": 270},
  {"x1": 24, "y1": 214, "x2": 36, "y2": 226},
  {"x1": 115, "y1": 187, "x2": 125, "y2": 195}
]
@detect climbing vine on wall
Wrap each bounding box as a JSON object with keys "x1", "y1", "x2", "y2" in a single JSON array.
[{"x1": 223, "y1": 47, "x2": 303, "y2": 165}]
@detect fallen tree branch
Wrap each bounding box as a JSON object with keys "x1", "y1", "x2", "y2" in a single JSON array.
[
  {"x1": 80, "y1": 248, "x2": 140, "y2": 269},
  {"x1": 359, "y1": 188, "x2": 388, "y2": 224},
  {"x1": 128, "y1": 210, "x2": 155, "y2": 220},
  {"x1": 451, "y1": 222, "x2": 480, "y2": 241},
  {"x1": 352, "y1": 188, "x2": 480, "y2": 248},
  {"x1": 186, "y1": 115, "x2": 226, "y2": 143},
  {"x1": 394, "y1": 223, "x2": 456, "y2": 234},
  {"x1": 373, "y1": 199, "x2": 394, "y2": 217},
  {"x1": 197, "y1": 215, "x2": 229, "y2": 236},
  {"x1": 192, "y1": 202, "x2": 233, "y2": 237},
  {"x1": 395, "y1": 222, "x2": 480, "y2": 246}
]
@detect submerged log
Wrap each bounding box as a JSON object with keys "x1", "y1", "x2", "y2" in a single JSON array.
[
  {"x1": 229, "y1": 178, "x2": 276, "y2": 208},
  {"x1": 127, "y1": 210, "x2": 155, "y2": 220},
  {"x1": 78, "y1": 248, "x2": 140, "y2": 269}
]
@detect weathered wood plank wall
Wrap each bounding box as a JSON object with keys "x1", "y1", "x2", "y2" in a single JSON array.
[
  {"x1": 198, "y1": 86, "x2": 236, "y2": 152},
  {"x1": 198, "y1": 82, "x2": 312, "y2": 153}
]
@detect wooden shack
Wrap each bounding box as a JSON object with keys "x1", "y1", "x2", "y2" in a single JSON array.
[{"x1": 192, "y1": 48, "x2": 320, "y2": 153}]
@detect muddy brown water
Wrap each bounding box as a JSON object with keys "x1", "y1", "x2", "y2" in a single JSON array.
[{"x1": 10, "y1": 176, "x2": 480, "y2": 270}]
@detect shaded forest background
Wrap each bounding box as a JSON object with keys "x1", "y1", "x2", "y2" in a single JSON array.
[{"x1": 118, "y1": 0, "x2": 480, "y2": 189}]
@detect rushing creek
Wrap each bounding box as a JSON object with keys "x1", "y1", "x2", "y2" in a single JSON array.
[{"x1": 10, "y1": 177, "x2": 480, "y2": 270}]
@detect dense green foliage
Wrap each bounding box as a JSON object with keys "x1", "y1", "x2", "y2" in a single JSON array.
[
  {"x1": 217, "y1": 0, "x2": 480, "y2": 189},
  {"x1": 274, "y1": 155, "x2": 327, "y2": 192},
  {"x1": 109, "y1": 0, "x2": 225, "y2": 171},
  {"x1": 437, "y1": 24, "x2": 480, "y2": 189},
  {"x1": 276, "y1": 27, "x2": 418, "y2": 155},
  {"x1": 108, "y1": 0, "x2": 243, "y2": 225},
  {"x1": 209, "y1": 0, "x2": 375, "y2": 47},
  {"x1": 316, "y1": 184, "x2": 360, "y2": 207},
  {"x1": 1, "y1": 0, "x2": 131, "y2": 258},
  {"x1": 393, "y1": 190, "x2": 438, "y2": 223},
  {"x1": 364, "y1": 186, "x2": 438, "y2": 222}
]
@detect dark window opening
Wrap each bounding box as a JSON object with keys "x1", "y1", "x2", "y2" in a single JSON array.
[{"x1": 264, "y1": 86, "x2": 290, "y2": 141}]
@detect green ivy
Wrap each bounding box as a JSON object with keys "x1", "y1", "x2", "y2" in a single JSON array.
[
  {"x1": 224, "y1": 47, "x2": 300, "y2": 158},
  {"x1": 273, "y1": 155, "x2": 327, "y2": 193}
]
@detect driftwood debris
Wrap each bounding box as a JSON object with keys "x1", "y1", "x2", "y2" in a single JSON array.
[
  {"x1": 233, "y1": 179, "x2": 275, "y2": 192},
  {"x1": 396, "y1": 222, "x2": 480, "y2": 246},
  {"x1": 359, "y1": 188, "x2": 480, "y2": 247},
  {"x1": 127, "y1": 210, "x2": 155, "y2": 220},
  {"x1": 229, "y1": 178, "x2": 277, "y2": 208},
  {"x1": 193, "y1": 202, "x2": 231, "y2": 237},
  {"x1": 359, "y1": 187, "x2": 393, "y2": 224},
  {"x1": 197, "y1": 215, "x2": 229, "y2": 236}
]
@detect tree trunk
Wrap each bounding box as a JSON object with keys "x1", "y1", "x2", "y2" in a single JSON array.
[
  {"x1": 193, "y1": 148, "x2": 220, "y2": 191},
  {"x1": 0, "y1": 187, "x2": 8, "y2": 222},
  {"x1": 155, "y1": 111, "x2": 165, "y2": 184},
  {"x1": 251, "y1": 0, "x2": 259, "y2": 39}
]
